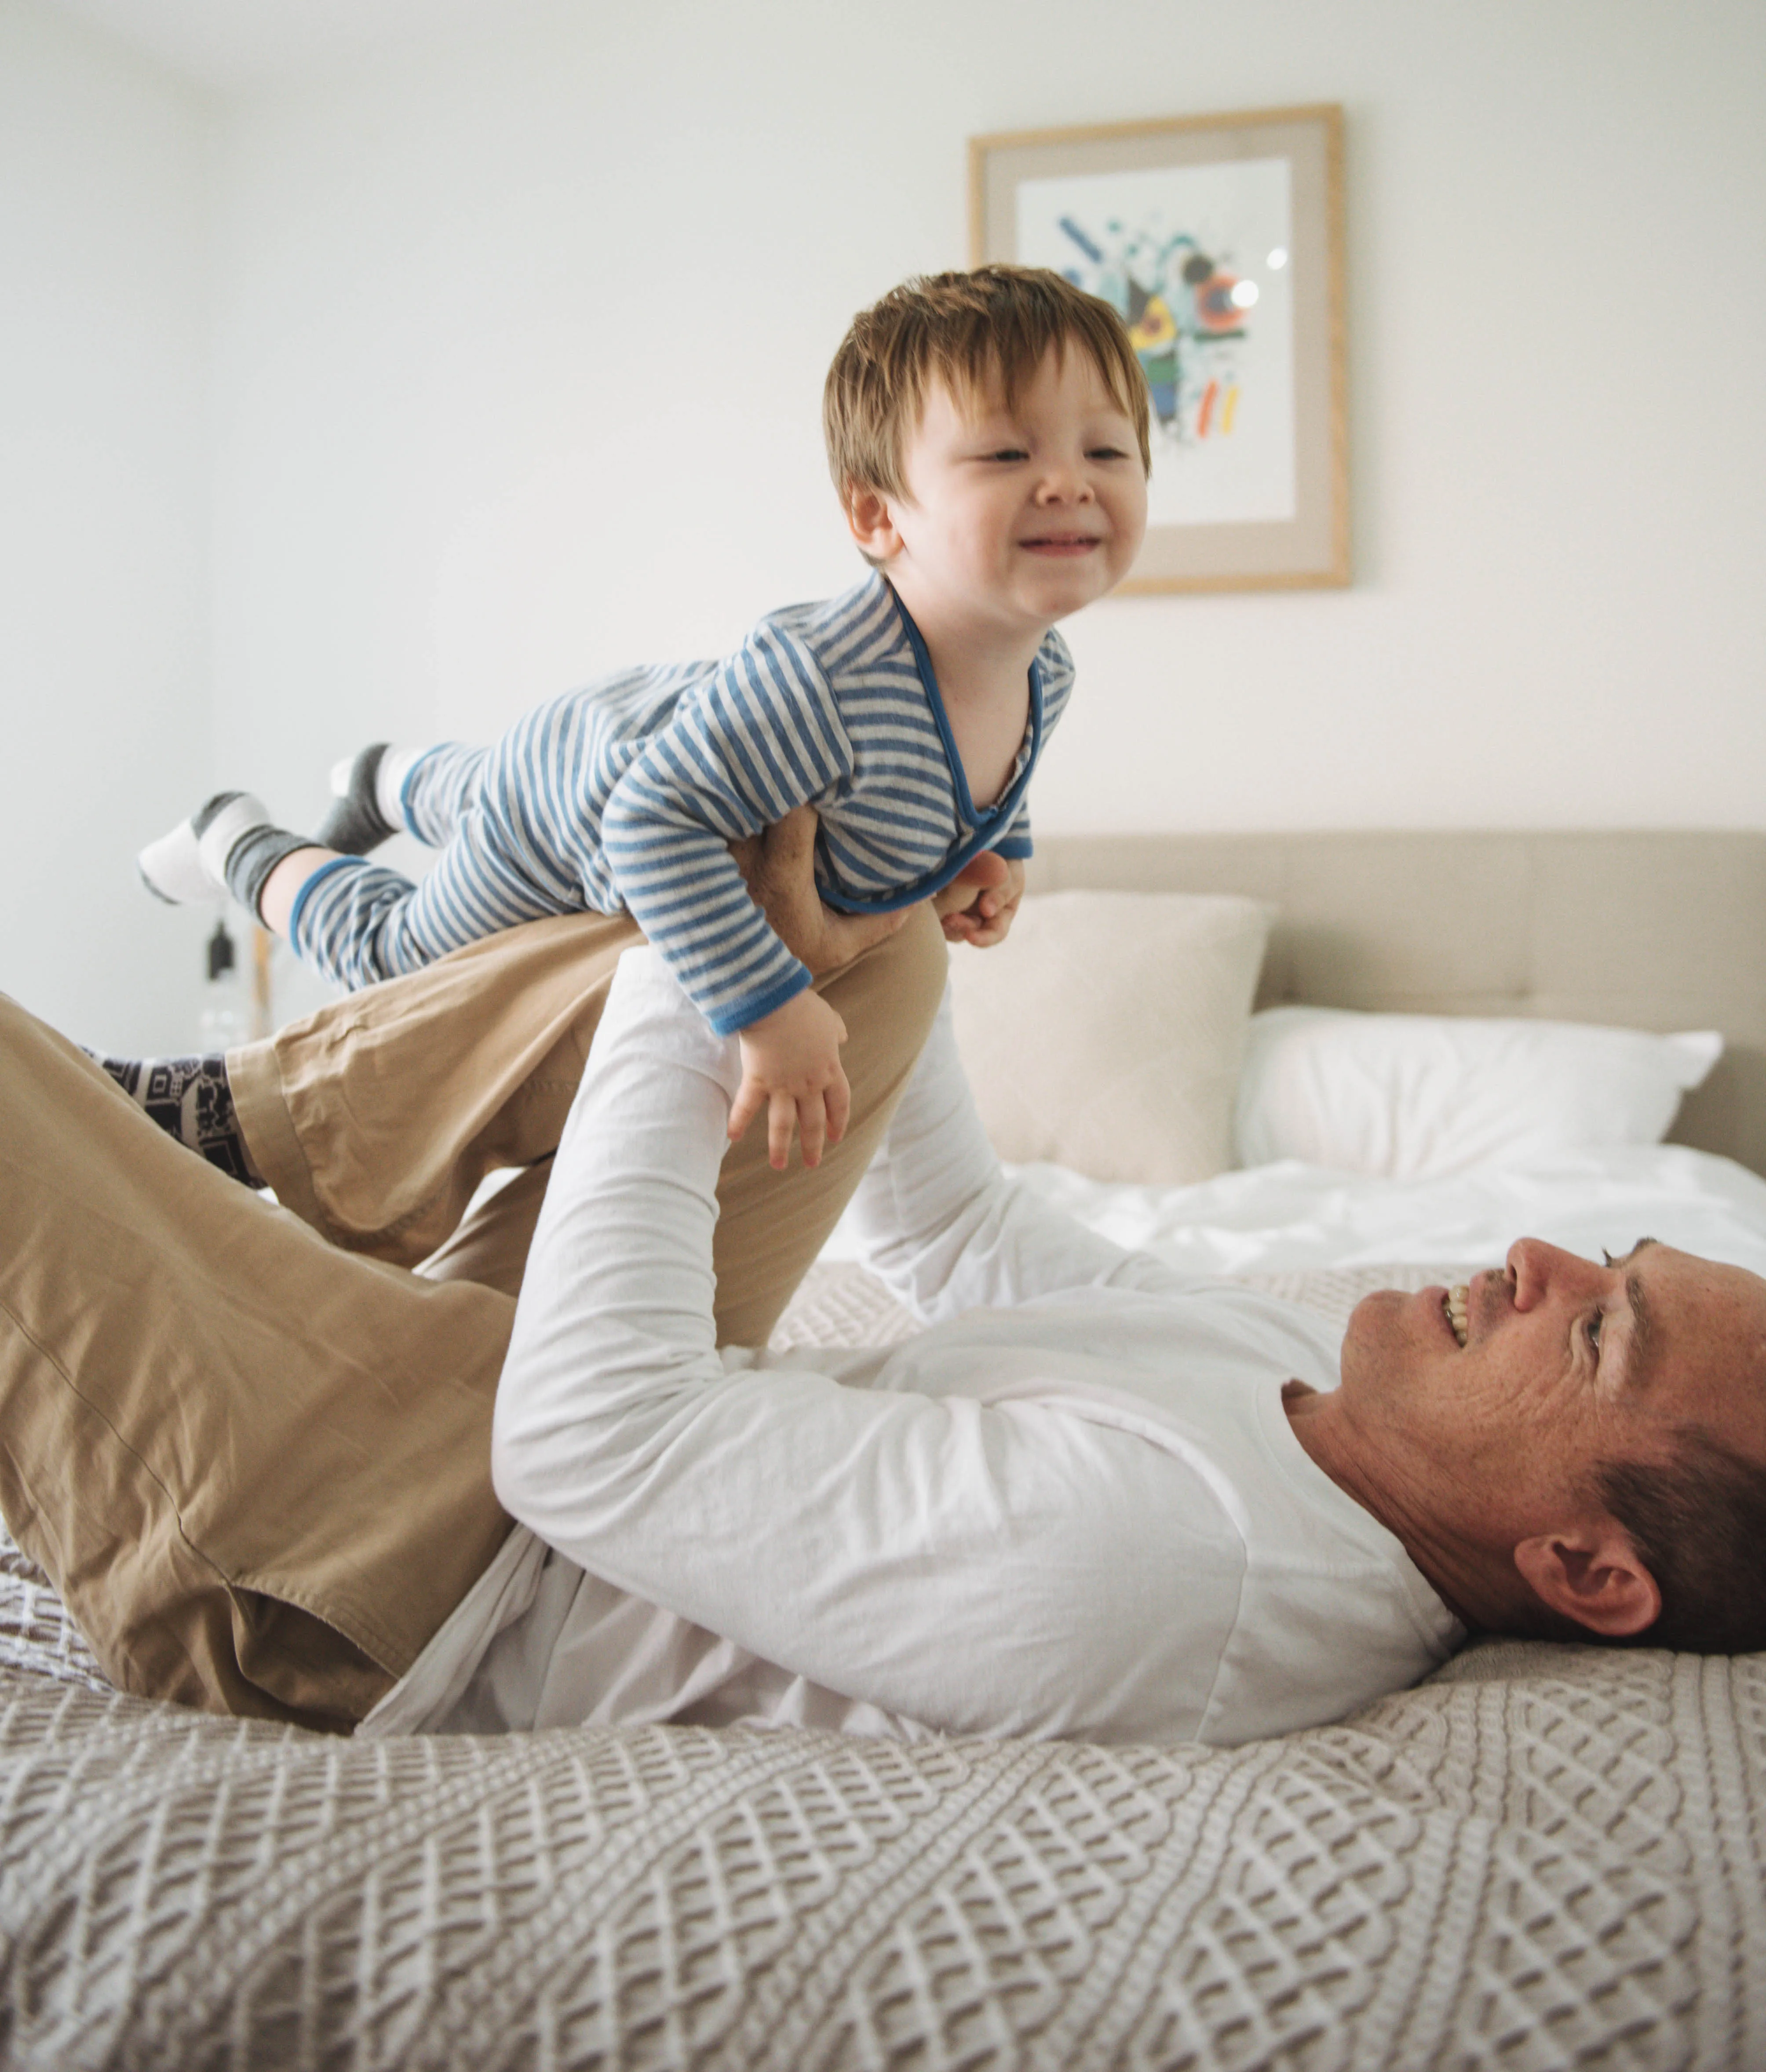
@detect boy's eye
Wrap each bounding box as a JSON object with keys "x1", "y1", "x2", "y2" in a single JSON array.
[{"x1": 986, "y1": 447, "x2": 1029, "y2": 462}]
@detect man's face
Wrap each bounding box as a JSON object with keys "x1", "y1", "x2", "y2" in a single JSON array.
[
  {"x1": 1335, "y1": 1239, "x2": 1766, "y2": 1548},
  {"x1": 868, "y1": 345, "x2": 1149, "y2": 641}
]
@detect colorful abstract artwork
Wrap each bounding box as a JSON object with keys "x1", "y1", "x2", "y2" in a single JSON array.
[
  {"x1": 1015, "y1": 157, "x2": 1297, "y2": 528},
  {"x1": 972, "y1": 107, "x2": 1346, "y2": 590}
]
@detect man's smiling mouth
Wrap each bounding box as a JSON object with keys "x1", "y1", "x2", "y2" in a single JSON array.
[{"x1": 1443, "y1": 1285, "x2": 1470, "y2": 1347}]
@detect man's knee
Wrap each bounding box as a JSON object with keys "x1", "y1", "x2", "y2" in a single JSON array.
[{"x1": 817, "y1": 903, "x2": 949, "y2": 1110}]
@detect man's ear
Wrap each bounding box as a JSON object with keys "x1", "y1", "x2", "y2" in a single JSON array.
[
  {"x1": 844, "y1": 483, "x2": 902, "y2": 564},
  {"x1": 1513, "y1": 1521, "x2": 1662, "y2": 1638}
]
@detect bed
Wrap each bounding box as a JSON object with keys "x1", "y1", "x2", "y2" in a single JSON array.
[{"x1": 4, "y1": 830, "x2": 1763, "y2": 2070}]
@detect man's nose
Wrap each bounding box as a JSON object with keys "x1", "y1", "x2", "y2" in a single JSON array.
[{"x1": 1506, "y1": 1236, "x2": 1605, "y2": 1310}]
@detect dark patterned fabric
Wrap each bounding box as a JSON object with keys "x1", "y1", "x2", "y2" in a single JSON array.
[{"x1": 94, "y1": 1052, "x2": 259, "y2": 1186}]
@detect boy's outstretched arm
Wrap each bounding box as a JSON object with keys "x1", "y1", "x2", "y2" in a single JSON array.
[
  {"x1": 727, "y1": 806, "x2": 909, "y2": 1170},
  {"x1": 724, "y1": 812, "x2": 1027, "y2": 1166},
  {"x1": 729, "y1": 987, "x2": 851, "y2": 1171}
]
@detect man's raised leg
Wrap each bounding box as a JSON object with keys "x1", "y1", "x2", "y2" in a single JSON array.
[
  {"x1": 0, "y1": 904, "x2": 947, "y2": 1726},
  {"x1": 0, "y1": 994, "x2": 516, "y2": 1730},
  {"x1": 229, "y1": 910, "x2": 637, "y2": 1266},
  {"x1": 230, "y1": 904, "x2": 950, "y2": 1342},
  {"x1": 710, "y1": 904, "x2": 948, "y2": 1345}
]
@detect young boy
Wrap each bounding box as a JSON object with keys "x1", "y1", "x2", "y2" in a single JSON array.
[{"x1": 138, "y1": 266, "x2": 1150, "y2": 1167}]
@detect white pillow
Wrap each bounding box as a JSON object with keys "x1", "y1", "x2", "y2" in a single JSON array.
[
  {"x1": 947, "y1": 890, "x2": 1273, "y2": 1184},
  {"x1": 1234, "y1": 1006, "x2": 1722, "y2": 1179}
]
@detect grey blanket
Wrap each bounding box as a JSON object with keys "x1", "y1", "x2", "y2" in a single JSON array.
[{"x1": 3, "y1": 1267, "x2": 1761, "y2": 2070}]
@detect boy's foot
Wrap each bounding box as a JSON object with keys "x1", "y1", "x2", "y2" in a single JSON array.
[
  {"x1": 317, "y1": 743, "x2": 394, "y2": 854},
  {"x1": 136, "y1": 792, "x2": 273, "y2": 905},
  {"x1": 316, "y1": 743, "x2": 425, "y2": 853},
  {"x1": 137, "y1": 791, "x2": 316, "y2": 920},
  {"x1": 89, "y1": 1051, "x2": 263, "y2": 1187}
]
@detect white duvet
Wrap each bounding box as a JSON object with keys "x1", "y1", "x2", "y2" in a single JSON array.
[{"x1": 908, "y1": 1142, "x2": 1766, "y2": 1281}]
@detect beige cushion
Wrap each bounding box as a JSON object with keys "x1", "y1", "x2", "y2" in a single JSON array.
[{"x1": 946, "y1": 890, "x2": 1275, "y2": 1183}]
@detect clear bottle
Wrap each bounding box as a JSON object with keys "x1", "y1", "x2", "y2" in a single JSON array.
[{"x1": 197, "y1": 919, "x2": 252, "y2": 1052}]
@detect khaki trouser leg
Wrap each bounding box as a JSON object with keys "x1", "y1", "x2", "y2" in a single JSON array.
[
  {"x1": 228, "y1": 912, "x2": 646, "y2": 1274},
  {"x1": 1, "y1": 907, "x2": 947, "y2": 1727},
  {"x1": 0, "y1": 997, "x2": 515, "y2": 1732},
  {"x1": 232, "y1": 904, "x2": 950, "y2": 1346}
]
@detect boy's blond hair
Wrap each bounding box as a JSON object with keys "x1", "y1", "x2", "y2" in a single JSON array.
[{"x1": 823, "y1": 266, "x2": 1152, "y2": 503}]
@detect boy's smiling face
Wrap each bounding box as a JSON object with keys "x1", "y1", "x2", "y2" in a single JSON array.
[{"x1": 847, "y1": 343, "x2": 1149, "y2": 649}]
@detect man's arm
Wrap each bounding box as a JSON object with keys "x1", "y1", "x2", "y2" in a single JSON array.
[
  {"x1": 730, "y1": 807, "x2": 909, "y2": 973},
  {"x1": 489, "y1": 948, "x2": 1211, "y2": 1741},
  {"x1": 732, "y1": 807, "x2": 1015, "y2": 961},
  {"x1": 737, "y1": 805, "x2": 1189, "y2": 1323},
  {"x1": 840, "y1": 987, "x2": 1192, "y2": 1324},
  {"x1": 937, "y1": 853, "x2": 1025, "y2": 948}
]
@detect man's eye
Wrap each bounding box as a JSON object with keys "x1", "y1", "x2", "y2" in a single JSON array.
[{"x1": 1586, "y1": 1311, "x2": 1604, "y2": 1353}]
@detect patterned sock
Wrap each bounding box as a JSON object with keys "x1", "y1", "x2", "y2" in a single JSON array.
[
  {"x1": 317, "y1": 743, "x2": 394, "y2": 855},
  {"x1": 91, "y1": 1053, "x2": 263, "y2": 1187}
]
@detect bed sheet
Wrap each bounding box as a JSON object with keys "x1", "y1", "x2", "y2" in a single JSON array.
[{"x1": 824, "y1": 1141, "x2": 1766, "y2": 1282}]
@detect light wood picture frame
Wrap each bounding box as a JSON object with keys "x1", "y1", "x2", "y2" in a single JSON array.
[{"x1": 970, "y1": 105, "x2": 1347, "y2": 593}]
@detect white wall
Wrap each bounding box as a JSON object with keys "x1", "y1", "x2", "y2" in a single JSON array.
[
  {"x1": 206, "y1": 0, "x2": 1766, "y2": 848},
  {"x1": 7, "y1": 0, "x2": 1763, "y2": 1044},
  {"x1": 0, "y1": 0, "x2": 214, "y2": 1051}
]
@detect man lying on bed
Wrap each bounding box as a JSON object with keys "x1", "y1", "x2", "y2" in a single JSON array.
[{"x1": 3, "y1": 821, "x2": 1763, "y2": 1744}]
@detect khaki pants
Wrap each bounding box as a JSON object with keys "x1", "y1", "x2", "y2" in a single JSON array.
[{"x1": 0, "y1": 907, "x2": 947, "y2": 1733}]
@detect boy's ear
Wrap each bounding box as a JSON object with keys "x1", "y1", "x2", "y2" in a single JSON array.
[{"x1": 844, "y1": 482, "x2": 902, "y2": 564}]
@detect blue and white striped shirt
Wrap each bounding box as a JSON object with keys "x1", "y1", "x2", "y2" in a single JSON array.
[{"x1": 458, "y1": 572, "x2": 1073, "y2": 1033}]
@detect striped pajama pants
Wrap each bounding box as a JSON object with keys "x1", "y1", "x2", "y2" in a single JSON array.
[{"x1": 292, "y1": 743, "x2": 590, "y2": 991}]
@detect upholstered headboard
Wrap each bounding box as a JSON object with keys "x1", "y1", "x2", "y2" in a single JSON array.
[{"x1": 1027, "y1": 832, "x2": 1766, "y2": 1179}]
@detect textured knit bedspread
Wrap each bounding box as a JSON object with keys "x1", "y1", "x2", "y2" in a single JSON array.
[{"x1": 3, "y1": 1266, "x2": 1762, "y2": 2071}]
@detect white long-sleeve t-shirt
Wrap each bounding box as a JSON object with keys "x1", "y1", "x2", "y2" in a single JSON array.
[{"x1": 362, "y1": 952, "x2": 1460, "y2": 1748}]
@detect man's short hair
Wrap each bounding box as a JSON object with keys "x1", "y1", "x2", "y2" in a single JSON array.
[
  {"x1": 822, "y1": 266, "x2": 1153, "y2": 503},
  {"x1": 1598, "y1": 1427, "x2": 1766, "y2": 1653}
]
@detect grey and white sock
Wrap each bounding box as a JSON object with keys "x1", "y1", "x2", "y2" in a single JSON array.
[
  {"x1": 316, "y1": 743, "x2": 394, "y2": 854},
  {"x1": 137, "y1": 790, "x2": 312, "y2": 921},
  {"x1": 220, "y1": 824, "x2": 314, "y2": 918},
  {"x1": 138, "y1": 791, "x2": 261, "y2": 905},
  {"x1": 92, "y1": 1052, "x2": 263, "y2": 1187}
]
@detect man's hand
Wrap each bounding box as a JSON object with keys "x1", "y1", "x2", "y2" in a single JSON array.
[
  {"x1": 936, "y1": 853, "x2": 1025, "y2": 947},
  {"x1": 729, "y1": 987, "x2": 851, "y2": 1170},
  {"x1": 730, "y1": 806, "x2": 909, "y2": 976}
]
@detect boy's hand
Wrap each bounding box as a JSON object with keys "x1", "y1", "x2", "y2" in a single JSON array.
[
  {"x1": 729, "y1": 987, "x2": 851, "y2": 1170},
  {"x1": 730, "y1": 806, "x2": 909, "y2": 975},
  {"x1": 937, "y1": 854, "x2": 1025, "y2": 948}
]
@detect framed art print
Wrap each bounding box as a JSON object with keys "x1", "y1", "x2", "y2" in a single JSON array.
[{"x1": 971, "y1": 104, "x2": 1348, "y2": 592}]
